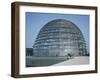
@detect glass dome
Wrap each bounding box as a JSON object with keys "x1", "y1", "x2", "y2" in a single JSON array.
[{"x1": 33, "y1": 19, "x2": 87, "y2": 57}]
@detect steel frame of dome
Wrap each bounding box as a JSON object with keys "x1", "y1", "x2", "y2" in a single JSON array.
[{"x1": 33, "y1": 19, "x2": 87, "y2": 57}]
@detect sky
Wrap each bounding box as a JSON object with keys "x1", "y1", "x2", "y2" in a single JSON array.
[{"x1": 25, "y1": 12, "x2": 90, "y2": 52}]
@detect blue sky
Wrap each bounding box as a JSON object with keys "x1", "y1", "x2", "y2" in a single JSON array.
[{"x1": 25, "y1": 12, "x2": 90, "y2": 52}]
